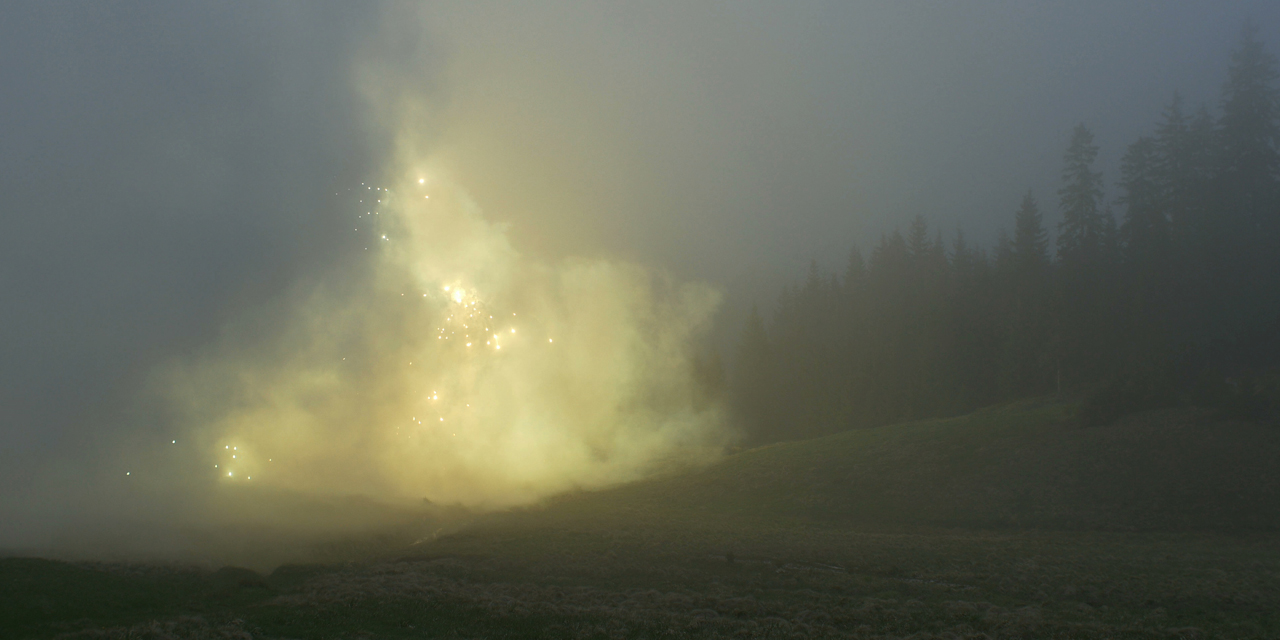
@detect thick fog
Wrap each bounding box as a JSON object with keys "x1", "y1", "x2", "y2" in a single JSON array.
[{"x1": 2, "y1": 1, "x2": 1278, "y2": 560}]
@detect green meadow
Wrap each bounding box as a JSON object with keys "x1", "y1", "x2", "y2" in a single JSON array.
[{"x1": 6, "y1": 401, "x2": 1280, "y2": 639}]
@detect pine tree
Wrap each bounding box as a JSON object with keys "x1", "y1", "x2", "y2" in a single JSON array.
[
  {"x1": 1057, "y1": 124, "x2": 1106, "y2": 268},
  {"x1": 1012, "y1": 191, "x2": 1050, "y2": 274},
  {"x1": 948, "y1": 229, "x2": 1000, "y2": 409},
  {"x1": 1219, "y1": 21, "x2": 1280, "y2": 228},
  {"x1": 1100, "y1": 204, "x2": 1121, "y2": 270},
  {"x1": 843, "y1": 245, "x2": 867, "y2": 294},
  {"x1": 1159, "y1": 103, "x2": 1221, "y2": 344},
  {"x1": 1155, "y1": 93, "x2": 1194, "y2": 240},
  {"x1": 1054, "y1": 124, "x2": 1118, "y2": 385},
  {"x1": 1186, "y1": 105, "x2": 1219, "y2": 230},
  {"x1": 1117, "y1": 135, "x2": 1175, "y2": 361},
  {"x1": 1119, "y1": 136, "x2": 1169, "y2": 269},
  {"x1": 1216, "y1": 22, "x2": 1280, "y2": 341},
  {"x1": 993, "y1": 228, "x2": 1014, "y2": 275},
  {"x1": 907, "y1": 214, "x2": 932, "y2": 260},
  {"x1": 999, "y1": 194, "x2": 1054, "y2": 397}
]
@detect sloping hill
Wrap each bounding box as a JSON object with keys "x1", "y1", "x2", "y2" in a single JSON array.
[
  {"x1": 9, "y1": 402, "x2": 1280, "y2": 639},
  {"x1": 540, "y1": 400, "x2": 1280, "y2": 532}
]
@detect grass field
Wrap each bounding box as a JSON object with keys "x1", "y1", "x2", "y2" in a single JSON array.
[{"x1": 5, "y1": 401, "x2": 1280, "y2": 638}]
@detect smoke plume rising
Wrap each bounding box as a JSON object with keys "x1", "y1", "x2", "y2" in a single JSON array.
[
  {"x1": 0, "y1": 6, "x2": 727, "y2": 566},
  {"x1": 150, "y1": 16, "x2": 728, "y2": 515},
  {"x1": 159, "y1": 168, "x2": 725, "y2": 509}
]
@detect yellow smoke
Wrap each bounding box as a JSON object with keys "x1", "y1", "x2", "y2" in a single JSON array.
[
  {"x1": 4, "y1": 5, "x2": 732, "y2": 567},
  {"x1": 160, "y1": 159, "x2": 724, "y2": 511}
]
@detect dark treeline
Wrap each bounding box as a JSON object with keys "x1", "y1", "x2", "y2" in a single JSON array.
[{"x1": 731, "y1": 26, "x2": 1280, "y2": 445}]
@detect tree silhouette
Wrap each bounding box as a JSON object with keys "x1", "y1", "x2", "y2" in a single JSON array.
[
  {"x1": 1001, "y1": 193, "x2": 1054, "y2": 396},
  {"x1": 1219, "y1": 22, "x2": 1279, "y2": 226},
  {"x1": 1216, "y1": 23, "x2": 1280, "y2": 342},
  {"x1": 1012, "y1": 191, "x2": 1050, "y2": 274},
  {"x1": 1057, "y1": 124, "x2": 1106, "y2": 269}
]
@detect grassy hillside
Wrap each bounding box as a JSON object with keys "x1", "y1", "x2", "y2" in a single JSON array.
[
  {"x1": 533, "y1": 400, "x2": 1280, "y2": 532},
  {"x1": 6, "y1": 401, "x2": 1280, "y2": 639}
]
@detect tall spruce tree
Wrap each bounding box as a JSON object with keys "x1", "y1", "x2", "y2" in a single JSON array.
[
  {"x1": 1217, "y1": 22, "x2": 1280, "y2": 341},
  {"x1": 1057, "y1": 124, "x2": 1106, "y2": 268},
  {"x1": 1156, "y1": 93, "x2": 1194, "y2": 242},
  {"x1": 1118, "y1": 135, "x2": 1174, "y2": 362},
  {"x1": 907, "y1": 214, "x2": 932, "y2": 260},
  {"x1": 1119, "y1": 136, "x2": 1169, "y2": 270},
  {"x1": 1100, "y1": 204, "x2": 1122, "y2": 271},
  {"x1": 948, "y1": 229, "x2": 1000, "y2": 410},
  {"x1": 999, "y1": 193, "x2": 1054, "y2": 396},
  {"x1": 1055, "y1": 124, "x2": 1118, "y2": 385},
  {"x1": 843, "y1": 245, "x2": 867, "y2": 294},
  {"x1": 1013, "y1": 191, "x2": 1050, "y2": 273},
  {"x1": 1186, "y1": 106, "x2": 1219, "y2": 232},
  {"x1": 1158, "y1": 103, "x2": 1221, "y2": 343},
  {"x1": 1219, "y1": 22, "x2": 1280, "y2": 230}
]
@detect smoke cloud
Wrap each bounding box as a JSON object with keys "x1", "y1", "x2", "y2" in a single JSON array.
[
  {"x1": 158, "y1": 167, "x2": 725, "y2": 508},
  {"x1": 0, "y1": 6, "x2": 726, "y2": 566}
]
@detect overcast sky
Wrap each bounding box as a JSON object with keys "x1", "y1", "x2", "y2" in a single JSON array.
[{"x1": 4, "y1": 1, "x2": 1280, "y2": 498}]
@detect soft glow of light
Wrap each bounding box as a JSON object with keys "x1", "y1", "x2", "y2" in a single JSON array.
[{"x1": 176, "y1": 172, "x2": 724, "y2": 511}]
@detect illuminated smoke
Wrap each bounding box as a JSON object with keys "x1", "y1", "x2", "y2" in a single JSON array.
[
  {"x1": 10, "y1": 7, "x2": 729, "y2": 561},
  {"x1": 160, "y1": 166, "x2": 725, "y2": 510}
]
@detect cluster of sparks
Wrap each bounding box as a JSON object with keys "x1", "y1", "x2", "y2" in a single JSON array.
[
  {"x1": 210, "y1": 444, "x2": 271, "y2": 481},
  {"x1": 120, "y1": 177, "x2": 564, "y2": 483},
  {"x1": 437, "y1": 285, "x2": 517, "y2": 350},
  {"x1": 350, "y1": 181, "x2": 400, "y2": 250}
]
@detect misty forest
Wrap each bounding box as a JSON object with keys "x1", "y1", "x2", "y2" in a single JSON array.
[
  {"x1": 7, "y1": 5, "x2": 1280, "y2": 640},
  {"x1": 731, "y1": 27, "x2": 1280, "y2": 444}
]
